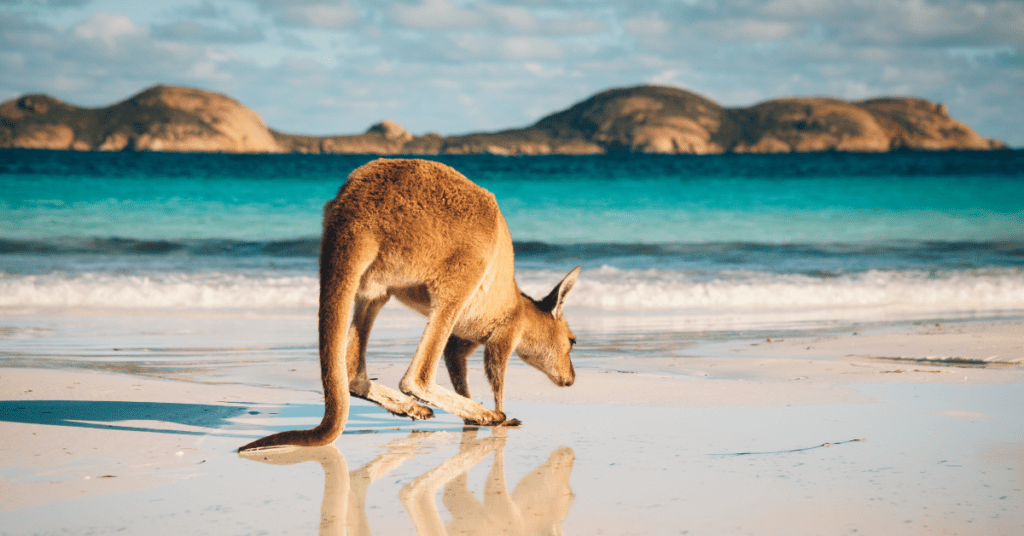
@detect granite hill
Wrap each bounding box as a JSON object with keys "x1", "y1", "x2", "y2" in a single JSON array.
[{"x1": 1, "y1": 84, "x2": 1006, "y2": 154}]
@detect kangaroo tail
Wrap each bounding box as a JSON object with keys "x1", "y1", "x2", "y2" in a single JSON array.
[{"x1": 239, "y1": 227, "x2": 373, "y2": 452}]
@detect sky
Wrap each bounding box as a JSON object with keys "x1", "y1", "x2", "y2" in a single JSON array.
[{"x1": 1, "y1": 0, "x2": 1021, "y2": 146}]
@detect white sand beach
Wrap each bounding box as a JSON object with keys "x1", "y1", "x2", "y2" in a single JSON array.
[{"x1": 1, "y1": 306, "x2": 1022, "y2": 535}]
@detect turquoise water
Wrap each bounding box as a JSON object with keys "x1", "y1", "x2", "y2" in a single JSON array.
[
  {"x1": 1, "y1": 149, "x2": 1022, "y2": 323},
  {"x1": 2, "y1": 151, "x2": 1022, "y2": 244}
]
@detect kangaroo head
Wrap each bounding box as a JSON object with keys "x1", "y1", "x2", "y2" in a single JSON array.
[{"x1": 516, "y1": 266, "x2": 581, "y2": 387}]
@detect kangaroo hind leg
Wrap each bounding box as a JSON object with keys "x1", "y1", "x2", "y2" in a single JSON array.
[
  {"x1": 443, "y1": 335, "x2": 479, "y2": 399},
  {"x1": 348, "y1": 294, "x2": 434, "y2": 420}
]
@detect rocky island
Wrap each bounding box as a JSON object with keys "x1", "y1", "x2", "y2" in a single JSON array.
[{"x1": 0, "y1": 84, "x2": 1007, "y2": 154}]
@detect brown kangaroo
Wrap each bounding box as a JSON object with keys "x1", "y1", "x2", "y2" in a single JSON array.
[{"x1": 240, "y1": 158, "x2": 580, "y2": 451}]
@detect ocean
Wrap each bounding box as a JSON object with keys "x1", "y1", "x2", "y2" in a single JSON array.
[{"x1": 2, "y1": 149, "x2": 1023, "y2": 339}]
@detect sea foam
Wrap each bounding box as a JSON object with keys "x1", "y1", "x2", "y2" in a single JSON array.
[
  {"x1": 521, "y1": 266, "x2": 1024, "y2": 311},
  {"x1": 4, "y1": 268, "x2": 1023, "y2": 321},
  {"x1": 0, "y1": 272, "x2": 318, "y2": 309}
]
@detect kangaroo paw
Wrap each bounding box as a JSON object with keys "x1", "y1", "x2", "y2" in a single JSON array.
[
  {"x1": 389, "y1": 402, "x2": 434, "y2": 421},
  {"x1": 406, "y1": 403, "x2": 434, "y2": 421},
  {"x1": 463, "y1": 410, "x2": 507, "y2": 426},
  {"x1": 498, "y1": 418, "x2": 522, "y2": 427}
]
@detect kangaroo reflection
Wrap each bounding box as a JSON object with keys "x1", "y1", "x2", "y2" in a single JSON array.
[
  {"x1": 240, "y1": 443, "x2": 351, "y2": 535},
  {"x1": 403, "y1": 427, "x2": 576, "y2": 536},
  {"x1": 241, "y1": 427, "x2": 575, "y2": 536}
]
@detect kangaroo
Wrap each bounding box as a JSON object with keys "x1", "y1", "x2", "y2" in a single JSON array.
[{"x1": 240, "y1": 158, "x2": 580, "y2": 451}]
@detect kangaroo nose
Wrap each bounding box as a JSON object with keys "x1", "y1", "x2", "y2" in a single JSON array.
[{"x1": 561, "y1": 364, "x2": 575, "y2": 387}]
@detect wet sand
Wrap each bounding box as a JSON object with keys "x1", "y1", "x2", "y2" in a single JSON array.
[{"x1": 1, "y1": 311, "x2": 1023, "y2": 535}]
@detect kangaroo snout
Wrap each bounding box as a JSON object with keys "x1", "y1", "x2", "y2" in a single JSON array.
[{"x1": 554, "y1": 363, "x2": 575, "y2": 387}]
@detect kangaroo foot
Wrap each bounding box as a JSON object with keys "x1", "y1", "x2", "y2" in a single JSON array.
[
  {"x1": 362, "y1": 382, "x2": 434, "y2": 421},
  {"x1": 462, "y1": 409, "x2": 507, "y2": 426},
  {"x1": 400, "y1": 381, "x2": 507, "y2": 426},
  {"x1": 468, "y1": 416, "x2": 524, "y2": 428},
  {"x1": 396, "y1": 402, "x2": 434, "y2": 421},
  {"x1": 384, "y1": 400, "x2": 434, "y2": 421}
]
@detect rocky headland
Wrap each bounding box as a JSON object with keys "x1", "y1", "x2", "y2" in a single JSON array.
[{"x1": 0, "y1": 84, "x2": 1007, "y2": 154}]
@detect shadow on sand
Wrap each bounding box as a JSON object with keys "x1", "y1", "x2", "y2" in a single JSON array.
[
  {"x1": 241, "y1": 427, "x2": 575, "y2": 536},
  {"x1": 0, "y1": 400, "x2": 250, "y2": 436}
]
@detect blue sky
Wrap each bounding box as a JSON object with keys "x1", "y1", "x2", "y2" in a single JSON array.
[{"x1": 1, "y1": 0, "x2": 1021, "y2": 146}]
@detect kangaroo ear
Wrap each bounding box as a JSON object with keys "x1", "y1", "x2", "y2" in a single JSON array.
[{"x1": 538, "y1": 266, "x2": 581, "y2": 318}]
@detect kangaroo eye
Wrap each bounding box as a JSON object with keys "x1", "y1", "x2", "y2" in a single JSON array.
[{"x1": 569, "y1": 337, "x2": 577, "y2": 347}]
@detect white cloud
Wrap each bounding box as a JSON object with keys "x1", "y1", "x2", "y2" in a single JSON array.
[
  {"x1": 388, "y1": 0, "x2": 486, "y2": 30},
  {"x1": 151, "y1": 20, "x2": 265, "y2": 43},
  {"x1": 712, "y1": 19, "x2": 800, "y2": 41},
  {"x1": 253, "y1": 0, "x2": 360, "y2": 30},
  {"x1": 170, "y1": 0, "x2": 228, "y2": 19},
  {"x1": 480, "y1": 3, "x2": 538, "y2": 32},
  {"x1": 621, "y1": 12, "x2": 671, "y2": 36},
  {"x1": 72, "y1": 12, "x2": 144, "y2": 46},
  {"x1": 285, "y1": 3, "x2": 358, "y2": 30},
  {"x1": 188, "y1": 59, "x2": 231, "y2": 81},
  {"x1": 385, "y1": 0, "x2": 606, "y2": 35},
  {"x1": 498, "y1": 35, "x2": 564, "y2": 60},
  {"x1": 756, "y1": 0, "x2": 1024, "y2": 47},
  {"x1": 0, "y1": 0, "x2": 91, "y2": 8},
  {"x1": 545, "y1": 13, "x2": 606, "y2": 34}
]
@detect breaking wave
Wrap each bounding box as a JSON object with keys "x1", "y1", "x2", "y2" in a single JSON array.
[{"x1": 4, "y1": 267, "x2": 1023, "y2": 319}]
